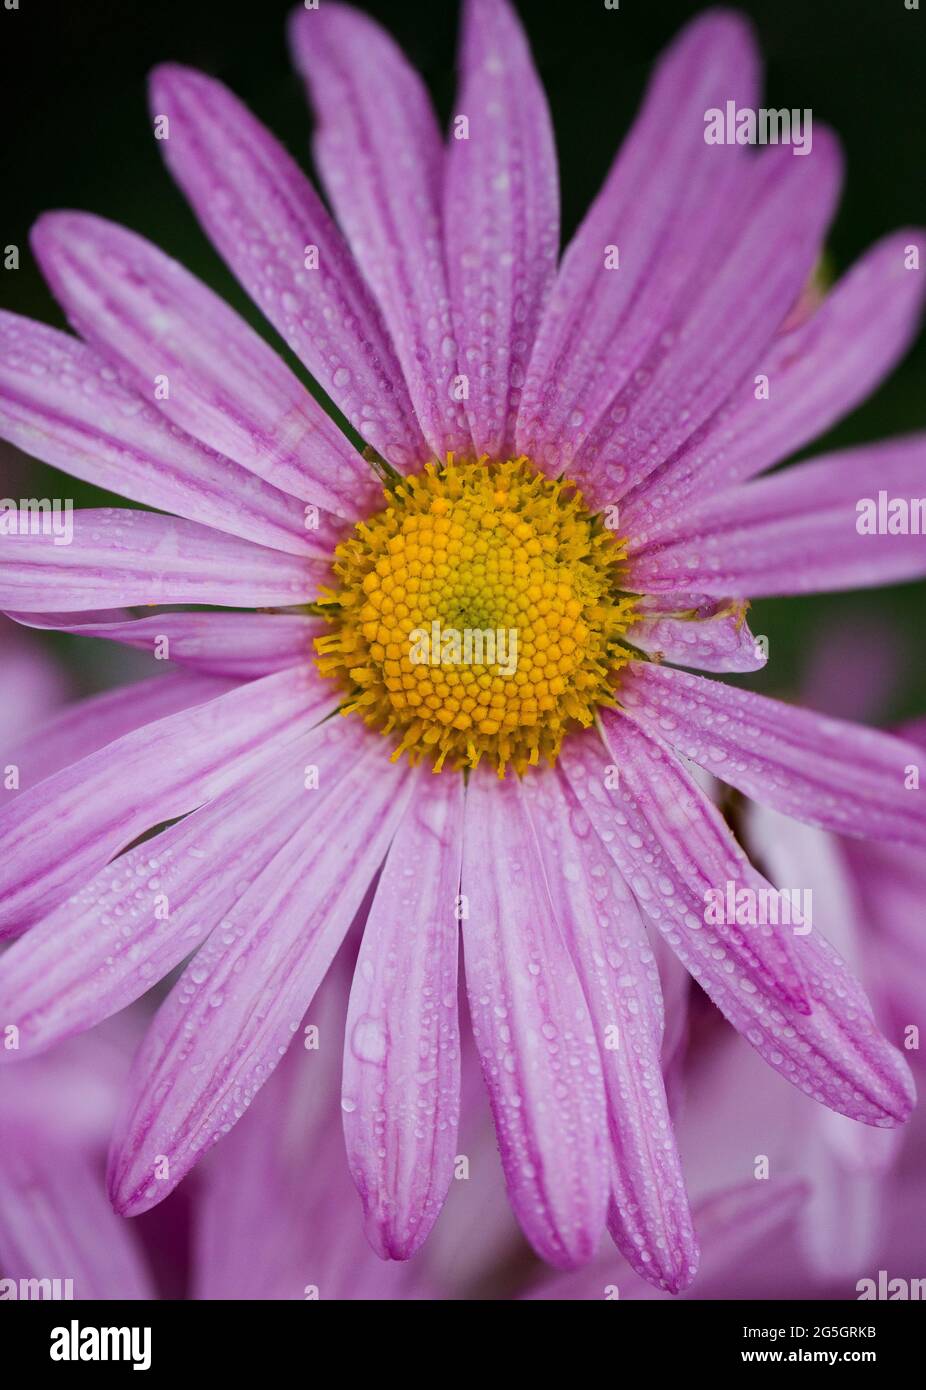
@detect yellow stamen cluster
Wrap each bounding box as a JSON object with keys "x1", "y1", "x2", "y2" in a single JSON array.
[{"x1": 315, "y1": 457, "x2": 637, "y2": 775}]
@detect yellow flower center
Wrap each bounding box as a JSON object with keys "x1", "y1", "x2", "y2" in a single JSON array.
[{"x1": 315, "y1": 457, "x2": 637, "y2": 776}]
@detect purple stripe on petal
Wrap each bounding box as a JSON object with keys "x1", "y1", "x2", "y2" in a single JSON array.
[
  {"x1": 0, "y1": 507, "x2": 319, "y2": 610},
  {"x1": 0, "y1": 311, "x2": 337, "y2": 557},
  {"x1": 444, "y1": 0, "x2": 559, "y2": 458},
  {"x1": 7, "y1": 608, "x2": 319, "y2": 679},
  {"x1": 624, "y1": 231, "x2": 926, "y2": 529},
  {"x1": 342, "y1": 769, "x2": 464, "y2": 1260},
  {"x1": 560, "y1": 723, "x2": 915, "y2": 1126},
  {"x1": 461, "y1": 768, "x2": 609, "y2": 1268},
  {"x1": 521, "y1": 768, "x2": 699, "y2": 1294},
  {"x1": 629, "y1": 595, "x2": 766, "y2": 674},
  {"x1": 0, "y1": 664, "x2": 330, "y2": 935},
  {"x1": 289, "y1": 4, "x2": 471, "y2": 460},
  {"x1": 517, "y1": 11, "x2": 760, "y2": 476},
  {"x1": 627, "y1": 435, "x2": 926, "y2": 598},
  {"x1": 107, "y1": 722, "x2": 414, "y2": 1216},
  {"x1": 618, "y1": 663, "x2": 926, "y2": 848},
  {"x1": 31, "y1": 212, "x2": 377, "y2": 520},
  {"x1": 148, "y1": 65, "x2": 426, "y2": 470}
]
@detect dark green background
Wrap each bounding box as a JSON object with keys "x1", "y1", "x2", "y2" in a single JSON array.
[{"x1": 1, "y1": 0, "x2": 924, "y2": 713}]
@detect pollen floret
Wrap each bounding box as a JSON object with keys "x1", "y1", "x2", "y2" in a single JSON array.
[{"x1": 315, "y1": 457, "x2": 637, "y2": 775}]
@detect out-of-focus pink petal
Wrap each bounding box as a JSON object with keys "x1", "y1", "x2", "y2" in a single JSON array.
[
  {"x1": 149, "y1": 64, "x2": 426, "y2": 471},
  {"x1": 108, "y1": 724, "x2": 414, "y2": 1216},
  {"x1": 31, "y1": 212, "x2": 376, "y2": 520},
  {"x1": 0, "y1": 618, "x2": 70, "y2": 748},
  {"x1": 627, "y1": 435, "x2": 926, "y2": 597},
  {"x1": 559, "y1": 722, "x2": 915, "y2": 1126},
  {"x1": 799, "y1": 615, "x2": 907, "y2": 725},
  {"x1": 289, "y1": 3, "x2": 471, "y2": 459},
  {"x1": 0, "y1": 1139, "x2": 154, "y2": 1300},
  {"x1": 742, "y1": 801, "x2": 908, "y2": 1203},
  {"x1": 844, "y1": 834, "x2": 926, "y2": 1047},
  {"x1": 444, "y1": 0, "x2": 558, "y2": 457},
  {"x1": 342, "y1": 770, "x2": 464, "y2": 1260},
  {"x1": 521, "y1": 767, "x2": 698, "y2": 1293},
  {"x1": 0, "y1": 664, "x2": 329, "y2": 935},
  {"x1": 0, "y1": 311, "x2": 334, "y2": 557},
  {"x1": 0, "y1": 508, "x2": 320, "y2": 610},
  {"x1": 7, "y1": 609, "x2": 319, "y2": 680},
  {"x1": 624, "y1": 232, "x2": 926, "y2": 527},
  {"x1": 618, "y1": 663, "x2": 926, "y2": 848},
  {"x1": 629, "y1": 596, "x2": 766, "y2": 674},
  {"x1": 461, "y1": 768, "x2": 609, "y2": 1268},
  {"x1": 526, "y1": 1179, "x2": 809, "y2": 1301}
]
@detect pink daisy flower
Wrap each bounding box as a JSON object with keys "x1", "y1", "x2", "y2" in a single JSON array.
[{"x1": 1, "y1": 2, "x2": 924, "y2": 1292}]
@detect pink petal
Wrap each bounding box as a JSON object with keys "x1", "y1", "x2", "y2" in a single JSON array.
[
  {"x1": 31, "y1": 212, "x2": 375, "y2": 520},
  {"x1": 518, "y1": 12, "x2": 765, "y2": 481},
  {"x1": 527, "y1": 1179, "x2": 808, "y2": 1301},
  {"x1": 627, "y1": 435, "x2": 926, "y2": 597},
  {"x1": 195, "y1": 964, "x2": 428, "y2": 1300},
  {"x1": 148, "y1": 64, "x2": 425, "y2": 471},
  {"x1": 342, "y1": 770, "x2": 464, "y2": 1259},
  {"x1": 0, "y1": 507, "x2": 319, "y2": 610},
  {"x1": 560, "y1": 722, "x2": 915, "y2": 1126},
  {"x1": 0, "y1": 1139, "x2": 153, "y2": 1300},
  {"x1": 844, "y1": 834, "x2": 926, "y2": 1040},
  {"x1": 629, "y1": 595, "x2": 766, "y2": 674},
  {"x1": 461, "y1": 768, "x2": 609, "y2": 1268},
  {"x1": 0, "y1": 620, "x2": 71, "y2": 747},
  {"x1": 1, "y1": 670, "x2": 235, "y2": 795},
  {"x1": 108, "y1": 722, "x2": 414, "y2": 1215},
  {"x1": 444, "y1": 0, "x2": 558, "y2": 457},
  {"x1": 289, "y1": 3, "x2": 471, "y2": 459},
  {"x1": 684, "y1": 1180, "x2": 809, "y2": 1290},
  {"x1": 741, "y1": 800, "x2": 906, "y2": 1252},
  {"x1": 624, "y1": 231, "x2": 926, "y2": 528},
  {"x1": 0, "y1": 723, "x2": 345, "y2": 1057},
  {"x1": 618, "y1": 663, "x2": 926, "y2": 848},
  {"x1": 0, "y1": 664, "x2": 330, "y2": 934},
  {"x1": 566, "y1": 132, "x2": 841, "y2": 509},
  {"x1": 0, "y1": 310, "x2": 333, "y2": 557},
  {"x1": 521, "y1": 767, "x2": 698, "y2": 1293},
  {"x1": 7, "y1": 609, "x2": 319, "y2": 679}
]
